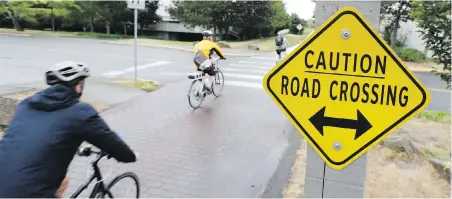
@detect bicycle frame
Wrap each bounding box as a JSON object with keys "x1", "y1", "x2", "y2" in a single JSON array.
[{"x1": 70, "y1": 154, "x2": 113, "y2": 198}]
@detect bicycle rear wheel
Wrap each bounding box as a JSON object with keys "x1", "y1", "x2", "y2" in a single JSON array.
[
  {"x1": 187, "y1": 80, "x2": 204, "y2": 109},
  {"x1": 100, "y1": 172, "x2": 140, "y2": 198},
  {"x1": 212, "y1": 70, "x2": 224, "y2": 97}
]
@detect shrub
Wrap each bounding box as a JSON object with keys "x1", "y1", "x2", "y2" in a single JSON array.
[{"x1": 394, "y1": 47, "x2": 426, "y2": 62}]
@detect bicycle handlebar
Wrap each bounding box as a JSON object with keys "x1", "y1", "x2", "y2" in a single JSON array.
[{"x1": 78, "y1": 145, "x2": 111, "y2": 160}]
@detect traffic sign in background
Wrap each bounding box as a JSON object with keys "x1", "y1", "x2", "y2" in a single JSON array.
[{"x1": 263, "y1": 6, "x2": 431, "y2": 170}]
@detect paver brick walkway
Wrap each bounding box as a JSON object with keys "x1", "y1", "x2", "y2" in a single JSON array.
[{"x1": 63, "y1": 81, "x2": 288, "y2": 198}]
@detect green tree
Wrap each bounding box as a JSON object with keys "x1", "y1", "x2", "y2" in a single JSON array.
[
  {"x1": 411, "y1": 0, "x2": 451, "y2": 88},
  {"x1": 269, "y1": 1, "x2": 291, "y2": 34},
  {"x1": 1, "y1": 1, "x2": 36, "y2": 31},
  {"x1": 168, "y1": 0, "x2": 275, "y2": 40},
  {"x1": 74, "y1": 1, "x2": 102, "y2": 32},
  {"x1": 380, "y1": 0, "x2": 413, "y2": 48},
  {"x1": 167, "y1": 1, "x2": 212, "y2": 29},
  {"x1": 30, "y1": 0, "x2": 79, "y2": 32},
  {"x1": 289, "y1": 13, "x2": 307, "y2": 34},
  {"x1": 138, "y1": 0, "x2": 160, "y2": 32},
  {"x1": 168, "y1": 0, "x2": 234, "y2": 40}
]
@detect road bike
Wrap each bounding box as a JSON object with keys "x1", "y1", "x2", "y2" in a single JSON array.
[
  {"x1": 187, "y1": 57, "x2": 225, "y2": 109},
  {"x1": 70, "y1": 145, "x2": 140, "y2": 198}
]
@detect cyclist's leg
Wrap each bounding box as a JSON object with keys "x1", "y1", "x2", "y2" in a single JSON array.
[
  {"x1": 200, "y1": 60, "x2": 214, "y2": 92},
  {"x1": 55, "y1": 175, "x2": 70, "y2": 198}
]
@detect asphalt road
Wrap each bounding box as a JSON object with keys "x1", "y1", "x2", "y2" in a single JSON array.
[{"x1": 0, "y1": 34, "x2": 449, "y2": 111}]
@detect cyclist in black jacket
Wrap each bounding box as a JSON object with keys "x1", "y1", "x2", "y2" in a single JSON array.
[{"x1": 0, "y1": 61, "x2": 137, "y2": 198}]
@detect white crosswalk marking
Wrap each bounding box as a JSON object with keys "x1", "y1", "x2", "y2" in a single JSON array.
[
  {"x1": 229, "y1": 64, "x2": 272, "y2": 70},
  {"x1": 238, "y1": 60, "x2": 275, "y2": 66},
  {"x1": 155, "y1": 56, "x2": 275, "y2": 90},
  {"x1": 221, "y1": 56, "x2": 276, "y2": 90},
  {"x1": 249, "y1": 56, "x2": 275, "y2": 61},
  {"x1": 222, "y1": 73, "x2": 263, "y2": 80},
  {"x1": 221, "y1": 68, "x2": 268, "y2": 75},
  {"x1": 103, "y1": 61, "x2": 171, "y2": 77},
  {"x1": 224, "y1": 81, "x2": 263, "y2": 89}
]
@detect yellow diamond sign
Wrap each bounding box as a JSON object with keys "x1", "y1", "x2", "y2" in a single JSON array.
[{"x1": 263, "y1": 7, "x2": 431, "y2": 170}]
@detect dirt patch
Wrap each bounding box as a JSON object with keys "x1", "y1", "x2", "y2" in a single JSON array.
[
  {"x1": 283, "y1": 139, "x2": 307, "y2": 198},
  {"x1": 397, "y1": 118, "x2": 451, "y2": 161},
  {"x1": 283, "y1": 118, "x2": 451, "y2": 198},
  {"x1": 365, "y1": 145, "x2": 450, "y2": 198},
  {"x1": 2, "y1": 88, "x2": 110, "y2": 113},
  {"x1": 283, "y1": 143, "x2": 450, "y2": 198},
  {"x1": 0, "y1": 125, "x2": 5, "y2": 140},
  {"x1": 4, "y1": 89, "x2": 41, "y2": 100}
]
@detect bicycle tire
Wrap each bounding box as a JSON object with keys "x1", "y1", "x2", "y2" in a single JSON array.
[
  {"x1": 100, "y1": 172, "x2": 140, "y2": 198},
  {"x1": 187, "y1": 80, "x2": 204, "y2": 109},
  {"x1": 212, "y1": 70, "x2": 224, "y2": 97}
]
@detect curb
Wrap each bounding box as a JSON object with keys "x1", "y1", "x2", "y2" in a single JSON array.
[
  {"x1": 0, "y1": 32, "x2": 32, "y2": 37},
  {"x1": 257, "y1": 121, "x2": 302, "y2": 198},
  {"x1": 105, "y1": 41, "x2": 257, "y2": 57}
]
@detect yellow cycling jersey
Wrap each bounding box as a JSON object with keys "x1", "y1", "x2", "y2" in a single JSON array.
[{"x1": 193, "y1": 40, "x2": 226, "y2": 68}]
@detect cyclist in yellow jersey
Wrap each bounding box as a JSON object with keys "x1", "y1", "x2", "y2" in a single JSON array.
[{"x1": 193, "y1": 30, "x2": 226, "y2": 93}]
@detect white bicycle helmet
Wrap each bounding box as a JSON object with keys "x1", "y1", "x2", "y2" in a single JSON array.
[
  {"x1": 45, "y1": 61, "x2": 90, "y2": 85},
  {"x1": 202, "y1": 30, "x2": 214, "y2": 37}
]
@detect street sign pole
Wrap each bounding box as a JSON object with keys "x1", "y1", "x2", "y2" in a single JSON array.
[
  {"x1": 304, "y1": 2, "x2": 382, "y2": 198},
  {"x1": 127, "y1": 0, "x2": 145, "y2": 84},
  {"x1": 134, "y1": 8, "x2": 137, "y2": 84}
]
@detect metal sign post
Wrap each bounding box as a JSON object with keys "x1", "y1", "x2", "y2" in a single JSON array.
[{"x1": 127, "y1": 0, "x2": 146, "y2": 83}]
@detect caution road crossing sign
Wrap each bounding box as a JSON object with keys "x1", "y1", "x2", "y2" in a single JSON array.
[{"x1": 263, "y1": 7, "x2": 431, "y2": 170}]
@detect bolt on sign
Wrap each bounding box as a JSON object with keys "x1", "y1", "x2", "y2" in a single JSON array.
[{"x1": 263, "y1": 6, "x2": 431, "y2": 170}]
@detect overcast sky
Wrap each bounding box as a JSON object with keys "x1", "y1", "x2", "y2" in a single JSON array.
[{"x1": 283, "y1": 0, "x2": 316, "y2": 20}]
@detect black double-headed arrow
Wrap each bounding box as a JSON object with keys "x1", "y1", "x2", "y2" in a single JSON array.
[{"x1": 309, "y1": 106, "x2": 372, "y2": 140}]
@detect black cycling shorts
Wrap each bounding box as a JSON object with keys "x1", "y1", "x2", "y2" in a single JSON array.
[
  {"x1": 276, "y1": 49, "x2": 286, "y2": 54},
  {"x1": 197, "y1": 65, "x2": 217, "y2": 76}
]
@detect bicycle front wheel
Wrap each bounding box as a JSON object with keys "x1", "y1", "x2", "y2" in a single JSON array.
[
  {"x1": 212, "y1": 70, "x2": 224, "y2": 97},
  {"x1": 101, "y1": 172, "x2": 140, "y2": 198},
  {"x1": 188, "y1": 80, "x2": 204, "y2": 109}
]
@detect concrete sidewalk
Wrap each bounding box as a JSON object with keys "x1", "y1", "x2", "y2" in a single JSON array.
[{"x1": 62, "y1": 81, "x2": 295, "y2": 198}]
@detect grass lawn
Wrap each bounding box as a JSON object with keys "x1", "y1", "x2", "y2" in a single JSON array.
[
  {"x1": 107, "y1": 78, "x2": 160, "y2": 92},
  {"x1": 416, "y1": 110, "x2": 451, "y2": 123},
  {"x1": 0, "y1": 28, "x2": 161, "y2": 39}
]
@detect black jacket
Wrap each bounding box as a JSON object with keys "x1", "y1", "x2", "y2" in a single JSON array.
[{"x1": 0, "y1": 84, "x2": 136, "y2": 197}]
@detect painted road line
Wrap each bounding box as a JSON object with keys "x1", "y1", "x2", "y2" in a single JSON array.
[
  {"x1": 238, "y1": 60, "x2": 275, "y2": 66},
  {"x1": 225, "y1": 80, "x2": 263, "y2": 89},
  {"x1": 249, "y1": 56, "x2": 275, "y2": 61},
  {"x1": 428, "y1": 88, "x2": 451, "y2": 93},
  {"x1": 102, "y1": 61, "x2": 171, "y2": 77},
  {"x1": 229, "y1": 64, "x2": 272, "y2": 70},
  {"x1": 159, "y1": 71, "x2": 264, "y2": 80},
  {"x1": 221, "y1": 68, "x2": 268, "y2": 75},
  {"x1": 222, "y1": 73, "x2": 263, "y2": 80}
]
